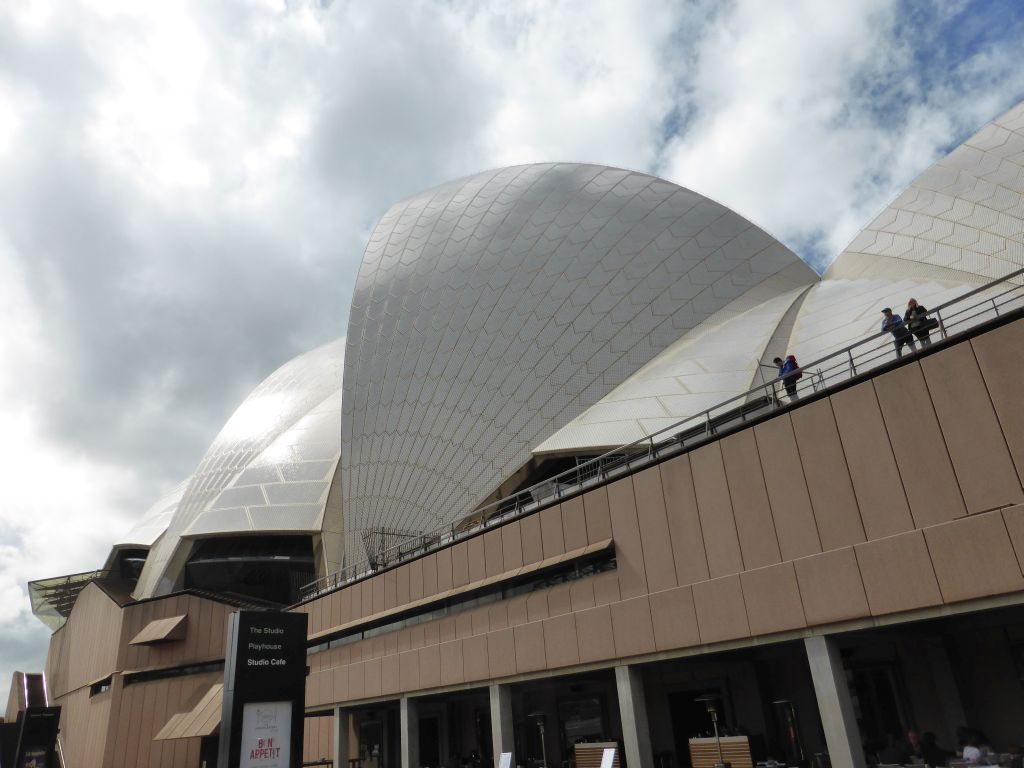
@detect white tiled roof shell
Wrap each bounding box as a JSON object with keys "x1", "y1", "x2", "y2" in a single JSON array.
[
  {"x1": 535, "y1": 286, "x2": 810, "y2": 452},
  {"x1": 827, "y1": 99, "x2": 1024, "y2": 281},
  {"x1": 540, "y1": 100, "x2": 1024, "y2": 455},
  {"x1": 341, "y1": 163, "x2": 818, "y2": 564},
  {"x1": 134, "y1": 339, "x2": 345, "y2": 599},
  {"x1": 786, "y1": 277, "x2": 977, "y2": 363},
  {"x1": 539, "y1": 275, "x2": 982, "y2": 455}
]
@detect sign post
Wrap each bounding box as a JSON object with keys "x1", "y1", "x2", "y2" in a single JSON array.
[{"x1": 218, "y1": 610, "x2": 308, "y2": 768}]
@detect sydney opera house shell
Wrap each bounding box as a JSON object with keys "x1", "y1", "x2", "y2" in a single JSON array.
[
  {"x1": 62, "y1": 97, "x2": 1019, "y2": 598},
  {"x1": 18, "y1": 99, "x2": 1024, "y2": 768}
]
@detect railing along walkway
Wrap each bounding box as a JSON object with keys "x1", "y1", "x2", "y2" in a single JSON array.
[{"x1": 300, "y1": 267, "x2": 1024, "y2": 601}]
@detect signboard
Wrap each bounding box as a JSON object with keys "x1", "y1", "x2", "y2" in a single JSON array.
[
  {"x1": 240, "y1": 701, "x2": 291, "y2": 768},
  {"x1": 12, "y1": 707, "x2": 60, "y2": 768},
  {"x1": 218, "y1": 611, "x2": 308, "y2": 768}
]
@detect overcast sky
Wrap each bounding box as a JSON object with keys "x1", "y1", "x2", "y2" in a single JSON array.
[{"x1": 1, "y1": 0, "x2": 1022, "y2": 701}]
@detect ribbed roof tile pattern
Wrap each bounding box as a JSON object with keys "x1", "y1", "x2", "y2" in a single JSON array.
[
  {"x1": 829, "y1": 100, "x2": 1024, "y2": 280},
  {"x1": 787, "y1": 276, "x2": 975, "y2": 362},
  {"x1": 540, "y1": 99, "x2": 1024, "y2": 455},
  {"x1": 341, "y1": 163, "x2": 818, "y2": 563},
  {"x1": 134, "y1": 339, "x2": 344, "y2": 598},
  {"x1": 535, "y1": 286, "x2": 809, "y2": 453}
]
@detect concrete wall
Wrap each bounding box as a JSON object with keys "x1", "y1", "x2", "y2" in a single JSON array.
[
  {"x1": 102, "y1": 671, "x2": 220, "y2": 767},
  {"x1": 56, "y1": 685, "x2": 113, "y2": 766},
  {"x1": 44, "y1": 583, "x2": 124, "y2": 766},
  {"x1": 304, "y1": 712, "x2": 335, "y2": 764},
  {"x1": 40, "y1": 316, "x2": 1024, "y2": 765},
  {"x1": 302, "y1": 318, "x2": 1024, "y2": 709},
  {"x1": 46, "y1": 583, "x2": 123, "y2": 701},
  {"x1": 118, "y1": 593, "x2": 235, "y2": 674},
  {"x1": 44, "y1": 583, "x2": 235, "y2": 768}
]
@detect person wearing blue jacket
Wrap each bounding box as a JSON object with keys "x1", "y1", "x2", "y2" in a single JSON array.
[
  {"x1": 773, "y1": 355, "x2": 801, "y2": 400},
  {"x1": 881, "y1": 307, "x2": 917, "y2": 358}
]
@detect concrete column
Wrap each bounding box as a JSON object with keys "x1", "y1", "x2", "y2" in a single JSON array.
[
  {"x1": 489, "y1": 683, "x2": 514, "y2": 763},
  {"x1": 805, "y1": 636, "x2": 865, "y2": 768},
  {"x1": 400, "y1": 696, "x2": 420, "y2": 768},
  {"x1": 615, "y1": 665, "x2": 654, "y2": 768},
  {"x1": 333, "y1": 707, "x2": 350, "y2": 768}
]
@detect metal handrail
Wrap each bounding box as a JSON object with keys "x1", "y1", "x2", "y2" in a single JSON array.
[{"x1": 299, "y1": 266, "x2": 1024, "y2": 600}]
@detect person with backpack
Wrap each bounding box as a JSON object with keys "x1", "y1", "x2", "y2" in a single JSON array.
[{"x1": 773, "y1": 355, "x2": 802, "y2": 401}]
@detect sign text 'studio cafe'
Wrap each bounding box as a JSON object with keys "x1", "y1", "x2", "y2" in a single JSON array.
[{"x1": 218, "y1": 611, "x2": 308, "y2": 768}]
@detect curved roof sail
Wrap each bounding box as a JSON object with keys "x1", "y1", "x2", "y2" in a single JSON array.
[{"x1": 341, "y1": 162, "x2": 818, "y2": 563}]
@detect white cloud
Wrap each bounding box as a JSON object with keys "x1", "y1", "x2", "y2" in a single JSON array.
[
  {"x1": 460, "y1": 0, "x2": 690, "y2": 169},
  {"x1": 0, "y1": 242, "x2": 139, "y2": 690},
  {"x1": 657, "y1": 0, "x2": 1024, "y2": 269}
]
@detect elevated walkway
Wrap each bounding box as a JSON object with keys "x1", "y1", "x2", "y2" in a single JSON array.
[{"x1": 301, "y1": 267, "x2": 1024, "y2": 601}]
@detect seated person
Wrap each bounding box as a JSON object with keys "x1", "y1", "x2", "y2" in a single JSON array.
[{"x1": 958, "y1": 727, "x2": 982, "y2": 765}]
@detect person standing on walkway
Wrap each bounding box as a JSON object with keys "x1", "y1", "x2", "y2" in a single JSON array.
[
  {"x1": 881, "y1": 307, "x2": 917, "y2": 358},
  {"x1": 773, "y1": 355, "x2": 801, "y2": 401},
  {"x1": 904, "y1": 297, "x2": 935, "y2": 347}
]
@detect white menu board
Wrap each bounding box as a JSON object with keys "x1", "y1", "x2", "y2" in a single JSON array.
[{"x1": 240, "y1": 701, "x2": 291, "y2": 768}]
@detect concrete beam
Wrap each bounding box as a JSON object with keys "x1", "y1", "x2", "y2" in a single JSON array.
[
  {"x1": 805, "y1": 635, "x2": 865, "y2": 768},
  {"x1": 400, "y1": 696, "x2": 419, "y2": 768},
  {"x1": 333, "y1": 707, "x2": 350, "y2": 768},
  {"x1": 489, "y1": 683, "x2": 514, "y2": 764},
  {"x1": 615, "y1": 665, "x2": 654, "y2": 768}
]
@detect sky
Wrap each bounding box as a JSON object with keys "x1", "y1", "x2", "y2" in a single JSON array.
[{"x1": 1, "y1": 0, "x2": 1023, "y2": 702}]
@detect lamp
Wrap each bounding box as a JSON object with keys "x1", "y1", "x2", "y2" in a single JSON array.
[
  {"x1": 694, "y1": 696, "x2": 730, "y2": 768},
  {"x1": 527, "y1": 712, "x2": 548, "y2": 768}
]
